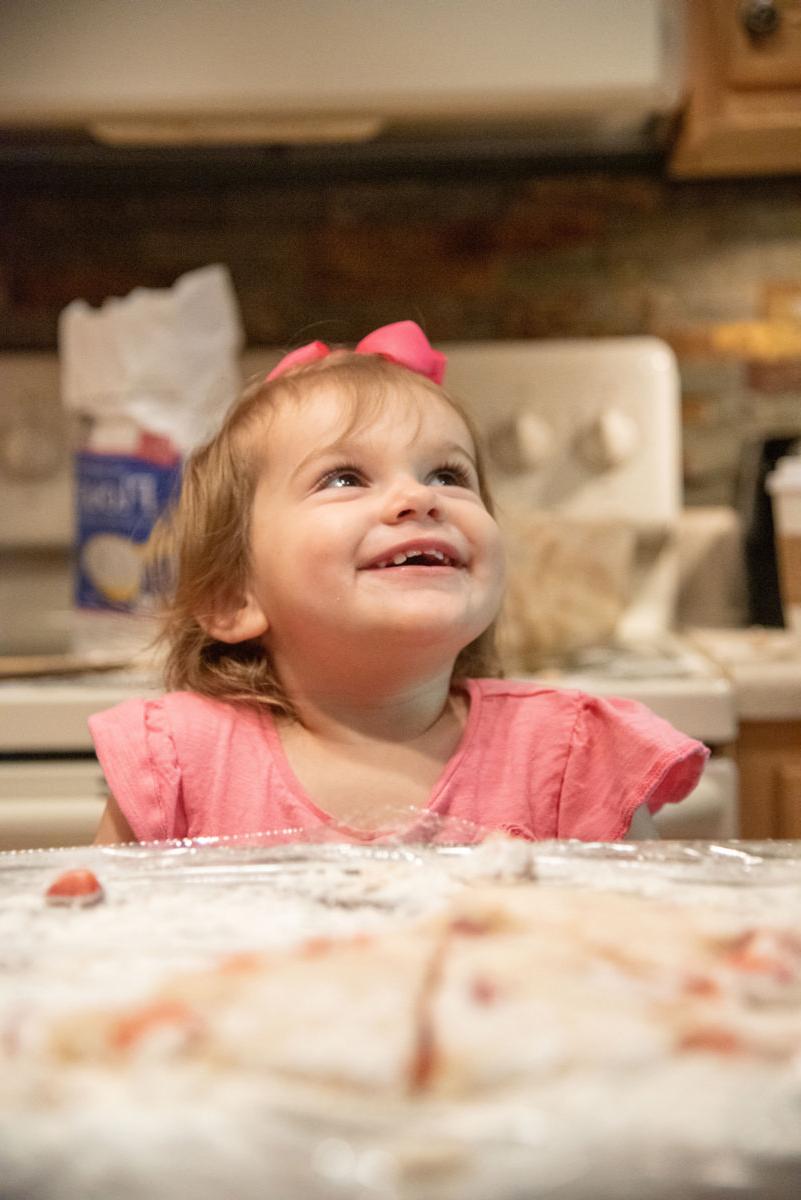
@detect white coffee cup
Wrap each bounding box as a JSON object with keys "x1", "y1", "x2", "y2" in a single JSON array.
[{"x1": 766, "y1": 456, "x2": 801, "y2": 634}]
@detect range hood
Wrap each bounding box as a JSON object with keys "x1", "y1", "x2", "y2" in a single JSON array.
[{"x1": 0, "y1": 0, "x2": 685, "y2": 161}]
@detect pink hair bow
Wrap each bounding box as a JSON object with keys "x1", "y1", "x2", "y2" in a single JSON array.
[{"x1": 265, "y1": 320, "x2": 446, "y2": 385}]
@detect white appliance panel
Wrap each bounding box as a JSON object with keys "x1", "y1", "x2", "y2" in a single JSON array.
[{"x1": 442, "y1": 337, "x2": 682, "y2": 524}]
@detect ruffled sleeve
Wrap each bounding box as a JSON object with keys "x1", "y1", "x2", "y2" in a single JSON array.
[
  {"x1": 556, "y1": 693, "x2": 709, "y2": 841},
  {"x1": 89, "y1": 697, "x2": 185, "y2": 842}
]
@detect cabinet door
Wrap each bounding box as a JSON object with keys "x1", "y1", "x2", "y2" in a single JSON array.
[
  {"x1": 720, "y1": 0, "x2": 801, "y2": 89},
  {"x1": 671, "y1": 0, "x2": 801, "y2": 177},
  {"x1": 777, "y1": 758, "x2": 801, "y2": 838},
  {"x1": 735, "y1": 720, "x2": 801, "y2": 838}
]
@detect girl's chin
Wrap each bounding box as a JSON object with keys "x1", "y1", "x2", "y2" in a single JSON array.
[{"x1": 358, "y1": 615, "x2": 490, "y2": 654}]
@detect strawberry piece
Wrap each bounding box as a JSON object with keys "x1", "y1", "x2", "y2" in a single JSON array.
[
  {"x1": 678, "y1": 1026, "x2": 743, "y2": 1055},
  {"x1": 45, "y1": 868, "x2": 105, "y2": 907},
  {"x1": 110, "y1": 1000, "x2": 201, "y2": 1053}
]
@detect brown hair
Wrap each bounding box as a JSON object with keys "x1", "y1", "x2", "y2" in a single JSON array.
[{"x1": 156, "y1": 353, "x2": 500, "y2": 716}]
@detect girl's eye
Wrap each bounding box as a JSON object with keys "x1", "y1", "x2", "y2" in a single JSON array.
[
  {"x1": 429, "y1": 462, "x2": 474, "y2": 488},
  {"x1": 318, "y1": 466, "x2": 365, "y2": 490}
]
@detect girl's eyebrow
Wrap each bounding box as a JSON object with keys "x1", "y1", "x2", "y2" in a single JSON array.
[
  {"x1": 290, "y1": 437, "x2": 359, "y2": 482},
  {"x1": 441, "y1": 441, "x2": 478, "y2": 465}
]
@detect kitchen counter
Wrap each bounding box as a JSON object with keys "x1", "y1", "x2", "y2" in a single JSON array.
[
  {"x1": 688, "y1": 627, "x2": 801, "y2": 838},
  {"x1": 5, "y1": 837, "x2": 801, "y2": 1200},
  {"x1": 688, "y1": 627, "x2": 801, "y2": 722}
]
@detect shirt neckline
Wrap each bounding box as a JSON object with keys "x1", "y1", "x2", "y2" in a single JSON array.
[{"x1": 259, "y1": 679, "x2": 483, "y2": 841}]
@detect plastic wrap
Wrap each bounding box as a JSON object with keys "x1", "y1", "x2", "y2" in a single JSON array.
[{"x1": 3, "y1": 827, "x2": 801, "y2": 1200}]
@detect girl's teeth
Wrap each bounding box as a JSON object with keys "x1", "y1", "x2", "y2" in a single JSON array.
[{"x1": 375, "y1": 548, "x2": 454, "y2": 568}]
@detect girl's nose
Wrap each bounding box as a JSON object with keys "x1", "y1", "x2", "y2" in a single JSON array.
[{"x1": 384, "y1": 477, "x2": 442, "y2": 523}]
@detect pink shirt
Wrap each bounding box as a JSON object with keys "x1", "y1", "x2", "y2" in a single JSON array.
[{"x1": 89, "y1": 679, "x2": 708, "y2": 844}]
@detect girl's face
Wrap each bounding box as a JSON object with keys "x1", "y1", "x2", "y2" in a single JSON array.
[{"x1": 234, "y1": 381, "x2": 505, "y2": 681}]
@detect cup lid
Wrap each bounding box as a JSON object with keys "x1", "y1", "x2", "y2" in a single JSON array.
[{"x1": 766, "y1": 456, "x2": 801, "y2": 493}]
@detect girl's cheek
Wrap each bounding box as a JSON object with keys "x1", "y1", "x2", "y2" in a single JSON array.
[{"x1": 488, "y1": 526, "x2": 506, "y2": 578}]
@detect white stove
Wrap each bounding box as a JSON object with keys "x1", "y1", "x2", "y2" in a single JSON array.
[{"x1": 0, "y1": 340, "x2": 738, "y2": 847}]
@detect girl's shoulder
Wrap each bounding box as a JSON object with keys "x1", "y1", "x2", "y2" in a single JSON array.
[
  {"x1": 465, "y1": 677, "x2": 584, "y2": 711},
  {"x1": 465, "y1": 678, "x2": 692, "y2": 744},
  {"x1": 461, "y1": 678, "x2": 586, "y2": 748},
  {"x1": 149, "y1": 689, "x2": 248, "y2": 721},
  {"x1": 90, "y1": 690, "x2": 269, "y2": 744},
  {"x1": 467, "y1": 677, "x2": 658, "y2": 719}
]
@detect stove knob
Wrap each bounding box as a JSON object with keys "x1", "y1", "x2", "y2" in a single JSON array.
[
  {"x1": 0, "y1": 416, "x2": 63, "y2": 481},
  {"x1": 740, "y1": 0, "x2": 780, "y2": 39},
  {"x1": 489, "y1": 410, "x2": 555, "y2": 472},
  {"x1": 515, "y1": 411, "x2": 556, "y2": 469},
  {"x1": 576, "y1": 408, "x2": 639, "y2": 471}
]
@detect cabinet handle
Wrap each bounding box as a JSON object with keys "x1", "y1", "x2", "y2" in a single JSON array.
[{"x1": 740, "y1": 0, "x2": 781, "y2": 40}]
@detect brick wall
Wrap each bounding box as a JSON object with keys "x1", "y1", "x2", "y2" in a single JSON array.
[{"x1": 3, "y1": 163, "x2": 801, "y2": 504}]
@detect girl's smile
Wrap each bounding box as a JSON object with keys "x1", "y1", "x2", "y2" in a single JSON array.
[
  {"x1": 231, "y1": 380, "x2": 506, "y2": 686},
  {"x1": 360, "y1": 538, "x2": 465, "y2": 570}
]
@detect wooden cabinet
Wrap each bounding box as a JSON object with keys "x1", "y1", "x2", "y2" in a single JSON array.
[
  {"x1": 735, "y1": 719, "x2": 801, "y2": 837},
  {"x1": 777, "y1": 756, "x2": 801, "y2": 836},
  {"x1": 671, "y1": 0, "x2": 801, "y2": 177}
]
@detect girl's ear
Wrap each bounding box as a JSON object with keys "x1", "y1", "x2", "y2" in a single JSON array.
[{"x1": 201, "y1": 593, "x2": 269, "y2": 644}]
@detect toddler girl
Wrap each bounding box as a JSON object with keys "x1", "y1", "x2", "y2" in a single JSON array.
[{"x1": 93, "y1": 321, "x2": 707, "y2": 845}]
